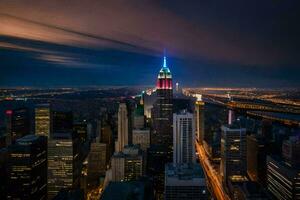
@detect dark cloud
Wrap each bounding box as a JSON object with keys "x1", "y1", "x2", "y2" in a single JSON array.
[{"x1": 0, "y1": 0, "x2": 299, "y2": 87}]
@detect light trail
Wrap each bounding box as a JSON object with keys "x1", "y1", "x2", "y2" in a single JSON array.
[{"x1": 195, "y1": 141, "x2": 230, "y2": 200}]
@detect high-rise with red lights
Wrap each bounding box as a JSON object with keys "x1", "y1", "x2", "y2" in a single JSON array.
[{"x1": 152, "y1": 55, "x2": 173, "y2": 151}]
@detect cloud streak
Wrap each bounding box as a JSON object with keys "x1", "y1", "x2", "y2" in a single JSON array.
[
  {"x1": 0, "y1": 0, "x2": 299, "y2": 87},
  {"x1": 1, "y1": 0, "x2": 298, "y2": 66}
]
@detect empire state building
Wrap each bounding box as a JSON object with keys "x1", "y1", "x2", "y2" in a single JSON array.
[{"x1": 152, "y1": 55, "x2": 173, "y2": 152}]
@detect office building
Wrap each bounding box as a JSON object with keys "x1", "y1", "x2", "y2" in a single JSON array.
[
  {"x1": 7, "y1": 135, "x2": 47, "y2": 200},
  {"x1": 267, "y1": 155, "x2": 300, "y2": 200},
  {"x1": 47, "y1": 131, "x2": 80, "y2": 199},
  {"x1": 52, "y1": 110, "x2": 73, "y2": 133},
  {"x1": 73, "y1": 122, "x2": 88, "y2": 144},
  {"x1": 147, "y1": 145, "x2": 172, "y2": 199},
  {"x1": 143, "y1": 89, "x2": 157, "y2": 119},
  {"x1": 152, "y1": 55, "x2": 173, "y2": 150},
  {"x1": 101, "y1": 179, "x2": 154, "y2": 200},
  {"x1": 87, "y1": 140, "x2": 107, "y2": 185},
  {"x1": 282, "y1": 136, "x2": 300, "y2": 168},
  {"x1": 5, "y1": 108, "x2": 30, "y2": 146},
  {"x1": 229, "y1": 181, "x2": 268, "y2": 200},
  {"x1": 173, "y1": 111, "x2": 195, "y2": 165},
  {"x1": 100, "y1": 124, "x2": 113, "y2": 162},
  {"x1": 115, "y1": 103, "x2": 129, "y2": 152},
  {"x1": 111, "y1": 145, "x2": 143, "y2": 182},
  {"x1": 0, "y1": 148, "x2": 8, "y2": 199},
  {"x1": 220, "y1": 124, "x2": 247, "y2": 185},
  {"x1": 35, "y1": 104, "x2": 51, "y2": 137},
  {"x1": 247, "y1": 135, "x2": 266, "y2": 184},
  {"x1": 132, "y1": 128, "x2": 150, "y2": 152},
  {"x1": 133, "y1": 104, "x2": 145, "y2": 129},
  {"x1": 202, "y1": 104, "x2": 226, "y2": 161},
  {"x1": 165, "y1": 163, "x2": 208, "y2": 200},
  {"x1": 195, "y1": 94, "x2": 205, "y2": 144}
]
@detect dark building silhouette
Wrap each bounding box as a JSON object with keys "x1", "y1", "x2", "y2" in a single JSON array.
[
  {"x1": 5, "y1": 108, "x2": 30, "y2": 146},
  {"x1": 7, "y1": 135, "x2": 47, "y2": 200},
  {"x1": 52, "y1": 110, "x2": 73, "y2": 134}
]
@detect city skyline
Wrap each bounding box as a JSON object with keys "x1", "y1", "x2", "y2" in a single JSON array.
[
  {"x1": 1, "y1": 1, "x2": 300, "y2": 87},
  {"x1": 1, "y1": 2, "x2": 300, "y2": 199}
]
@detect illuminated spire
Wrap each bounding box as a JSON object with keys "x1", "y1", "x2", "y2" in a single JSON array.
[
  {"x1": 163, "y1": 49, "x2": 167, "y2": 68},
  {"x1": 163, "y1": 55, "x2": 167, "y2": 68}
]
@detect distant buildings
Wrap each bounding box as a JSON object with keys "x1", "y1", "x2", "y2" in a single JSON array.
[
  {"x1": 115, "y1": 103, "x2": 129, "y2": 152},
  {"x1": 7, "y1": 135, "x2": 47, "y2": 200},
  {"x1": 5, "y1": 108, "x2": 30, "y2": 146},
  {"x1": 267, "y1": 155, "x2": 300, "y2": 200},
  {"x1": 173, "y1": 111, "x2": 195, "y2": 165},
  {"x1": 220, "y1": 124, "x2": 247, "y2": 185},
  {"x1": 164, "y1": 163, "x2": 208, "y2": 200},
  {"x1": 35, "y1": 104, "x2": 51, "y2": 137}
]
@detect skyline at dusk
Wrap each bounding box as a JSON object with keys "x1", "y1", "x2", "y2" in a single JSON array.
[
  {"x1": 1, "y1": 0, "x2": 300, "y2": 87},
  {"x1": 1, "y1": 2, "x2": 300, "y2": 199}
]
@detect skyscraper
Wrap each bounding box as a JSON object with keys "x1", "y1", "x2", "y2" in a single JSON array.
[
  {"x1": 133, "y1": 104, "x2": 145, "y2": 129},
  {"x1": 247, "y1": 134, "x2": 267, "y2": 184},
  {"x1": 115, "y1": 103, "x2": 129, "y2": 152},
  {"x1": 100, "y1": 124, "x2": 114, "y2": 163},
  {"x1": 111, "y1": 145, "x2": 144, "y2": 182},
  {"x1": 195, "y1": 95, "x2": 205, "y2": 144},
  {"x1": 220, "y1": 124, "x2": 247, "y2": 186},
  {"x1": 132, "y1": 128, "x2": 150, "y2": 152},
  {"x1": 7, "y1": 135, "x2": 47, "y2": 200},
  {"x1": 88, "y1": 140, "x2": 107, "y2": 185},
  {"x1": 173, "y1": 111, "x2": 195, "y2": 165},
  {"x1": 47, "y1": 131, "x2": 80, "y2": 199},
  {"x1": 5, "y1": 108, "x2": 30, "y2": 146},
  {"x1": 52, "y1": 110, "x2": 73, "y2": 134},
  {"x1": 267, "y1": 155, "x2": 300, "y2": 200},
  {"x1": 152, "y1": 55, "x2": 173, "y2": 150},
  {"x1": 35, "y1": 104, "x2": 51, "y2": 137}
]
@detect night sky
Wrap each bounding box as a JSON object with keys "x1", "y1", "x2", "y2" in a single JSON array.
[{"x1": 0, "y1": 0, "x2": 300, "y2": 87}]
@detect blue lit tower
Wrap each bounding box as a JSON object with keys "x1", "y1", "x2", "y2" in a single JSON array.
[{"x1": 152, "y1": 55, "x2": 173, "y2": 152}]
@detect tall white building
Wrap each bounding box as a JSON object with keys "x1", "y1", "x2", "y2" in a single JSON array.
[
  {"x1": 116, "y1": 103, "x2": 129, "y2": 152},
  {"x1": 195, "y1": 95, "x2": 205, "y2": 144},
  {"x1": 173, "y1": 111, "x2": 195, "y2": 165}
]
